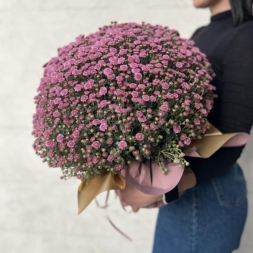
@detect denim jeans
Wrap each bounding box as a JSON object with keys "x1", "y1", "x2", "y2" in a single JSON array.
[{"x1": 152, "y1": 164, "x2": 248, "y2": 253}]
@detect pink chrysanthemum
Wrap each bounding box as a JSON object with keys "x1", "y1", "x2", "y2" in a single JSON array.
[
  {"x1": 135, "y1": 133, "x2": 145, "y2": 141},
  {"x1": 118, "y1": 140, "x2": 128, "y2": 150}
]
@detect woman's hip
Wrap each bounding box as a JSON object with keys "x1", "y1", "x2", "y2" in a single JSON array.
[{"x1": 152, "y1": 163, "x2": 248, "y2": 253}]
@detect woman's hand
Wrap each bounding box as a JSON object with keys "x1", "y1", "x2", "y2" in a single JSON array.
[
  {"x1": 177, "y1": 166, "x2": 197, "y2": 192},
  {"x1": 118, "y1": 183, "x2": 163, "y2": 212}
]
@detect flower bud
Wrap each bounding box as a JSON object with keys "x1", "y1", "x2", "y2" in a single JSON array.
[
  {"x1": 145, "y1": 150, "x2": 151, "y2": 156},
  {"x1": 136, "y1": 156, "x2": 141, "y2": 161}
]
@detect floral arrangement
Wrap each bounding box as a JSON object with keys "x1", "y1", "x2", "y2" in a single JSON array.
[{"x1": 32, "y1": 22, "x2": 215, "y2": 184}]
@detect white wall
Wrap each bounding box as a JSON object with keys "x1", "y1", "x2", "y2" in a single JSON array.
[{"x1": 0, "y1": 1, "x2": 252, "y2": 252}]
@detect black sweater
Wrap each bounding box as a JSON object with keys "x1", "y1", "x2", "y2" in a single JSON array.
[{"x1": 186, "y1": 11, "x2": 253, "y2": 183}]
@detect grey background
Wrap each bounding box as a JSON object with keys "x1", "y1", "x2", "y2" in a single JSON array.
[{"x1": 0, "y1": 0, "x2": 252, "y2": 252}]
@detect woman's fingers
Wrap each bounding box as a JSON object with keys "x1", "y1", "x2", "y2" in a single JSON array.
[{"x1": 132, "y1": 206, "x2": 140, "y2": 212}]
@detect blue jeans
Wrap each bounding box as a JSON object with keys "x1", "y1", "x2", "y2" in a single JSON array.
[{"x1": 153, "y1": 164, "x2": 248, "y2": 253}]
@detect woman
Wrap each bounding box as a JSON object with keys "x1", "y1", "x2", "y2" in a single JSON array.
[{"x1": 120, "y1": 0, "x2": 253, "y2": 252}]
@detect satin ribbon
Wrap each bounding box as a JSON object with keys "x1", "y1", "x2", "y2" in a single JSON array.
[{"x1": 77, "y1": 124, "x2": 251, "y2": 214}]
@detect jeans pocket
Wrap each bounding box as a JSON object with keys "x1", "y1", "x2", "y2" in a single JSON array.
[{"x1": 212, "y1": 164, "x2": 247, "y2": 207}]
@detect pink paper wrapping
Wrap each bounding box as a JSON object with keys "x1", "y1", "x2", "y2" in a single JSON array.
[
  {"x1": 121, "y1": 131, "x2": 252, "y2": 195},
  {"x1": 121, "y1": 160, "x2": 184, "y2": 195}
]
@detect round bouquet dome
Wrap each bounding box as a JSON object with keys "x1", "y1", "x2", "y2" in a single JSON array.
[{"x1": 32, "y1": 22, "x2": 215, "y2": 182}]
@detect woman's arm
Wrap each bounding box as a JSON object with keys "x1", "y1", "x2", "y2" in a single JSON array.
[{"x1": 186, "y1": 23, "x2": 253, "y2": 185}]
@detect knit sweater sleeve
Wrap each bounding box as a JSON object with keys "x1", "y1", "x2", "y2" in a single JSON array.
[{"x1": 186, "y1": 24, "x2": 253, "y2": 184}]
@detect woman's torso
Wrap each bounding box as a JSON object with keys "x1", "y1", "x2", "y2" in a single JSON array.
[{"x1": 190, "y1": 10, "x2": 253, "y2": 134}]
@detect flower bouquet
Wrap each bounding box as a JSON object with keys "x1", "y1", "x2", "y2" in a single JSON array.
[{"x1": 32, "y1": 22, "x2": 250, "y2": 213}]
